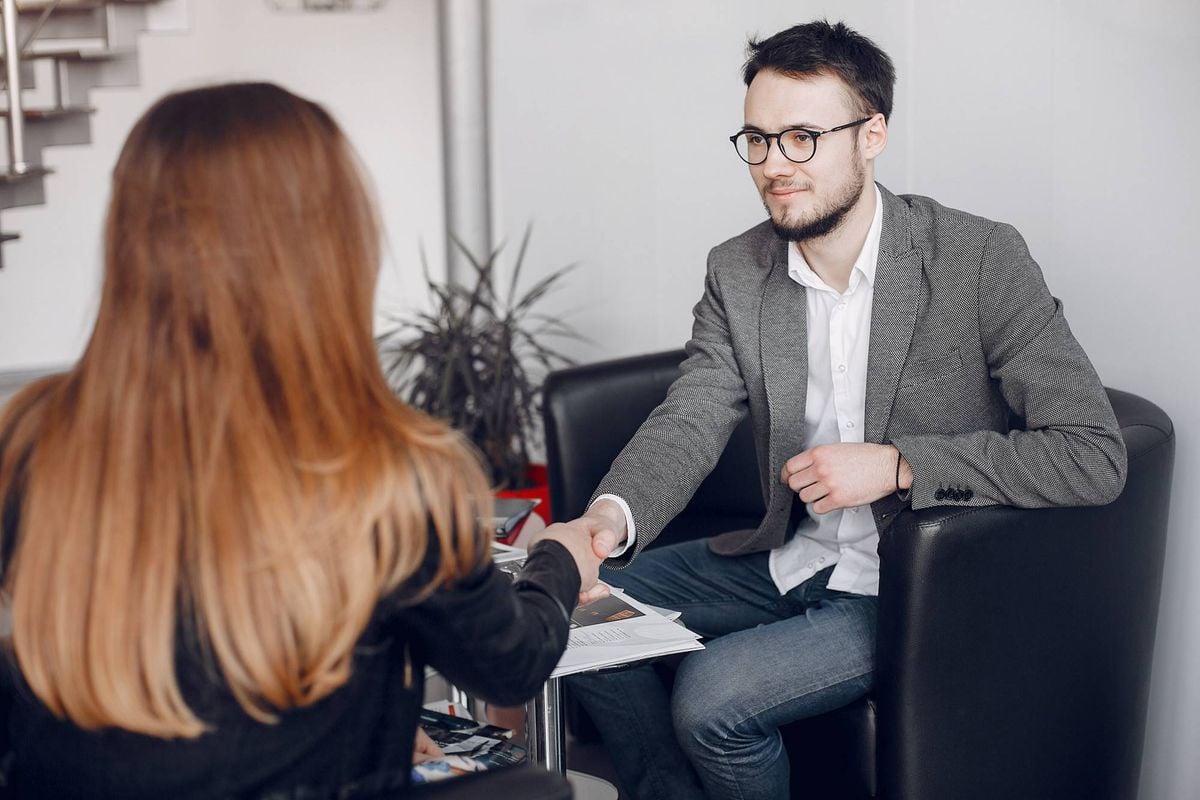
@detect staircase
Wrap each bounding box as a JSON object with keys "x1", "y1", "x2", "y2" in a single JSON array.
[{"x1": 0, "y1": 0, "x2": 180, "y2": 267}]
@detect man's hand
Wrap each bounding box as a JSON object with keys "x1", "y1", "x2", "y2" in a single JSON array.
[
  {"x1": 528, "y1": 519, "x2": 612, "y2": 606},
  {"x1": 780, "y1": 443, "x2": 912, "y2": 514},
  {"x1": 579, "y1": 498, "x2": 628, "y2": 562},
  {"x1": 531, "y1": 498, "x2": 628, "y2": 606}
]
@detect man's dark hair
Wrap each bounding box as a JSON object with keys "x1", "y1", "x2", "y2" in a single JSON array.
[{"x1": 743, "y1": 20, "x2": 895, "y2": 121}]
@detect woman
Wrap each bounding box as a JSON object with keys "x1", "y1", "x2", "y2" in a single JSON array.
[{"x1": 0, "y1": 82, "x2": 601, "y2": 798}]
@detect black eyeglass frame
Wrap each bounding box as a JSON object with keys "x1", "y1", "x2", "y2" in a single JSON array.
[{"x1": 729, "y1": 116, "x2": 874, "y2": 165}]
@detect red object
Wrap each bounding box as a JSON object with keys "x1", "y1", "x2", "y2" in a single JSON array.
[{"x1": 495, "y1": 463, "x2": 551, "y2": 544}]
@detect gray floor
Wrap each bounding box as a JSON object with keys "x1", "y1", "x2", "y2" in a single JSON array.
[{"x1": 567, "y1": 732, "x2": 629, "y2": 798}]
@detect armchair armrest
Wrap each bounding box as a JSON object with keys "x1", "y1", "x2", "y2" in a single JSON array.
[{"x1": 874, "y1": 388, "x2": 1174, "y2": 800}]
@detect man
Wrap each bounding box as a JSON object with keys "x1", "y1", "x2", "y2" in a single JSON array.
[{"x1": 566, "y1": 20, "x2": 1127, "y2": 800}]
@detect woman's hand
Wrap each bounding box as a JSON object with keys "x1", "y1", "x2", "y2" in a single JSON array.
[
  {"x1": 529, "y1": 520, "x2": 611, "y2": 606},
  {"x1": 412, "y1": 726, "x2": 445, "y2": 764}
]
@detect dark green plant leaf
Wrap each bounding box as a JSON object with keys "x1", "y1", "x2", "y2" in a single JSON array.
[{"x1": 378, "y1": 229, "x2": 581, "y2": 488}]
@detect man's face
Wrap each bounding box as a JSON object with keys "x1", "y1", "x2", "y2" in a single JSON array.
[{"x1": 742, "y1": 70, "x2": 871, "y2": 242}]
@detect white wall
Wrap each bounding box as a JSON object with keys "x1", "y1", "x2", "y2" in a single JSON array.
[
  {"x1": 0, "y1": 0, "x2": 445, "y2": 370},
  {"x1": 489, "y1": 2, "x2": 1199, "y2": 798},
  {"x1": 903, "y1": 5, "x2": 1200, "y2": 796},
  {"x1": 489, "y1": 0, "x2": 911, "y2": 362}
]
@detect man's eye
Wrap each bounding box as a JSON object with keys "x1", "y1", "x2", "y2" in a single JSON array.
[
  {"x1": 785, "y1": 131, "x2": 814, "y2": 145},
  {"x1": 747, "y1": 133, "x2": 767, "y2": 146}
]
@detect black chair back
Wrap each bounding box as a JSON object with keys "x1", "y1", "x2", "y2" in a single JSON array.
[{"x1": 544, "y1": 350, "x2": 763, "y2": 546}]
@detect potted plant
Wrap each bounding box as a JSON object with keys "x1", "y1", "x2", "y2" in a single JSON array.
[{"x1": 378, "y1": 227, "x2": 579, "y2": 508}]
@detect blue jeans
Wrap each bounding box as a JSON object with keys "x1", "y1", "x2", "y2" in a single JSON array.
[{"x1": 567, "y1": 539, "x2": 877, "y2": 800}]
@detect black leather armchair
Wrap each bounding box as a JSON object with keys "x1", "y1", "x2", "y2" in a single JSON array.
[{"x1": 544, "y1": 349, "x2": 1174, "y2": 800}]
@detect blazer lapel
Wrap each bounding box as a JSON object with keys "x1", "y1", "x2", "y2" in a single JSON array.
[
  {"x1": 866, "y1": 187, "x2": 922, "y2": 444},
  {"x1": 759, "y1": 244, "x2": 807, "y2": 517}
]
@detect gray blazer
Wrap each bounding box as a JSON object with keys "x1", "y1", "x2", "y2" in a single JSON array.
[{"x1": 595, "y1": 185, "x2": 1127, "y2": 565}]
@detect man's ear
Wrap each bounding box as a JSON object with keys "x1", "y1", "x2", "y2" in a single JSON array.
[{"x1": 861, "y1": 113, "x2": 888, "y2": 160}]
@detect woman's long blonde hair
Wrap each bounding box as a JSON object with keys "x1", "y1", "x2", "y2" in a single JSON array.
[{"x1": 0, "y1": 83, "x2": 491, "y2": 738}]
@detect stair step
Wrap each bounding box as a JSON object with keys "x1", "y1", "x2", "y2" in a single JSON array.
[
  {"x1": 16, "y1": 0, "x2": 156, "y2": 12},
  {"x1": 0, "y1": 232, "x2": 16, "y2": 268},
  {"x1": 0, "y1": 105, "x2": 95, "y2": 120},
  {"x1": 0, "y1": 165, "x2": 53, "y2": 185},
  {"x1": 1, "y1": 46, "x2": 134, "y2": 63}
]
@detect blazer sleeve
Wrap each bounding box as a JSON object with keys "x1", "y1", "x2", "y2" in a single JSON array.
[
  {"x1": 890, "y1": 222, "x2": 1127, "y2": 510},
  {"x1": 590, "y1": 256, "x2": 751, "y2": 564},
  {"x1": 400, "y1": 540, "x2": 580, "y2": 707}
]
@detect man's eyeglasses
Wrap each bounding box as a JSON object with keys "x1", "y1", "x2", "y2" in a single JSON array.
[{"x1": 729, "y1": 117, "x2": 873, "y2": 165}]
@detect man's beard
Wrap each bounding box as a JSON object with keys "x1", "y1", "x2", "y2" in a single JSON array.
[{"x1": 765, "y1": 162, "x2": 866, "y2": 243}]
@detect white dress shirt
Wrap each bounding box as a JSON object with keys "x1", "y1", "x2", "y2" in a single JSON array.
[
  {"x1": 768, "y1": 185, "x2": 883, "y2": 596},
  {"x1": 596, "y1": 186, "x2": 884, "y2": 596}
]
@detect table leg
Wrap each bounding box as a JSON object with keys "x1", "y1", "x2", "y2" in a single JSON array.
[{"x1": 526, "y1": 676, "x2": 566, "y2": 774}]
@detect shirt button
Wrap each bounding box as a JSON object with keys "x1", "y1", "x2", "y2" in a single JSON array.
[
  {"x1": 837, "y1": 364, "x2": 847, "y2": 373},
  {"x1": 818, "y1": 557, "x2": 826, "y2": 564},
  {"x1": 845, "y1": 421, "x2": 855, "y2": 429}
]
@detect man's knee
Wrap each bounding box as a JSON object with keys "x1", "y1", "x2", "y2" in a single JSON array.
[
  {"x1": 670, "y1": 651, "x2": 756, "y2": 753},
  {"x1": 671, "y1": 682, "x2": 723, "y2": 756}
]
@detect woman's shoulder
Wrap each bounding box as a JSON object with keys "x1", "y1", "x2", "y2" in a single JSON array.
[{"x1": 373, "y1": 524, "x2": 489, "y2": 618}]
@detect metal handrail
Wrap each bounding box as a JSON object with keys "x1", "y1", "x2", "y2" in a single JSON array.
[
  {"x1": 1, "y1": 0, "x2": 68, "y2": 174},
  {"x1": 0, "y1": 0, "x2": 63, "y2": 86},
  {"x1": 19, "y1": 0, "x2": 63, "y2": 53},
  {"x1": 2, "y1": 0, "x2": 29, "y2": 174}
]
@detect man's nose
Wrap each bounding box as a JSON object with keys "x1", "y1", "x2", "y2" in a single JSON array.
[{"x1": 760, "y1": 141, "x2": 796, "y2": 179}]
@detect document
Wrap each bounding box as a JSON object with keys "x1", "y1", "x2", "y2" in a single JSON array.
[
  {"x1": 551, "y1": 589, "x2": 703, "y2": 677},
  {"x1": 491, "y1": 541, "x2": 526, "y2": 563},
  {"x1": 491, "y1": 544, "x2": 705, "y2": 678}
]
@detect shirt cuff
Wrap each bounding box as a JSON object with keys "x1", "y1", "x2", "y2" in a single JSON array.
[{"x1": 590, "y1": 493, "x2": 636, "y2": 558}]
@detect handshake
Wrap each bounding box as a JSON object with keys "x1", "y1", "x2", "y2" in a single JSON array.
[{"x1": 527, "y1": 498, "x2": 627, "y2": 607}]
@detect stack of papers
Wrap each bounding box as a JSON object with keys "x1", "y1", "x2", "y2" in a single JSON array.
[
  {"x1": 551, "y1": 588, "x2": 704, "y2": 677},
  {"x1": 411, "y1": 706, "x2": 527, "y2": 785},
  {"x1": 492, "y1": 543, "x2": 705, "y2": 678}
]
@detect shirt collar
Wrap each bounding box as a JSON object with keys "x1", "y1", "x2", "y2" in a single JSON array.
[{"x1": 787, "y1": 183, "x2": 883, "y2": 295}]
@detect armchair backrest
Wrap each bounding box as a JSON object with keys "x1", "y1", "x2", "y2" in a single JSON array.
[{"x1": 543, "y1": 350, "x2": 763, "y2": 545}]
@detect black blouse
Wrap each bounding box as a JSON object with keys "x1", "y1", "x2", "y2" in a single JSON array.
[{"x1": 0, "y1": 465, "x2": 579, "y2": 799}]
